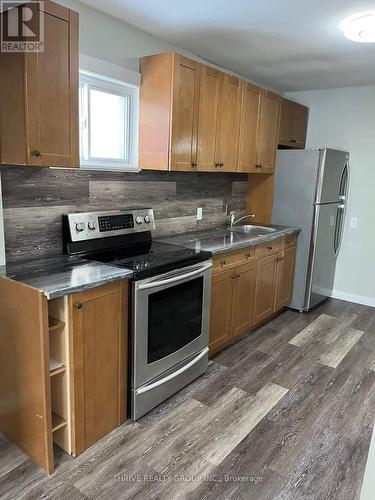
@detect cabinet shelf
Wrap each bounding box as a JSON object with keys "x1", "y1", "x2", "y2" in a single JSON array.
[
  {"x1": 48, "y1": 317, "x2": 65, "y2": 333},
  {"x1": 52, "y1": 413, "x2": 67, "y2": 433}
]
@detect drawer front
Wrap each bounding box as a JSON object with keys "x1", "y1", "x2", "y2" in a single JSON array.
[
  {"x1": 284, "y1": 233, "x2": 297, "y2": 248},
  {"x1": 256, "y1": 239, "x2": 283, "y2": 258},
  {"x1": 213, "y1": 248, "x2": 255, "y2": 273}
]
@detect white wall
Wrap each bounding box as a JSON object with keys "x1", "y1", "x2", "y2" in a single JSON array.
[
  {"x1": 59, "y1": 0, "x2": 276, "y2": 90},
  {"x1": 287, "y1": 86, "x2": 375, "y2": 306}
]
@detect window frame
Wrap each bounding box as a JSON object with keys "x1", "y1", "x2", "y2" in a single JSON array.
[{"x1": 79, "y1": 71, "x2": 139, "y2": 172}]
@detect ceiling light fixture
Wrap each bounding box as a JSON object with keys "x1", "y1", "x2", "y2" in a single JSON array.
[{"x1": 342, "y1": 11, "x2": 375, "y2": 42}]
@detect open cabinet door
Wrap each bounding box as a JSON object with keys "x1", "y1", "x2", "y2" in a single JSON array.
[{"x1": 0, "y1": 277, "x2": 54, "y2": 474}]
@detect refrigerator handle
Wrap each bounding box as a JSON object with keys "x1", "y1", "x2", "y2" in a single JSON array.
[{"x1": 333, "y1": 204, "x2": 345, "y2": 257}]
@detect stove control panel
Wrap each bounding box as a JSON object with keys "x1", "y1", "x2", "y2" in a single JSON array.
[{"x1": 64, "y1": 209, "x2": 155, "y2": 242}]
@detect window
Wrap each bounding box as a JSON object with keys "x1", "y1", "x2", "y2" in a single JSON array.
[{"x1": 79, "y1": 72, "x2": 139, "y2": 171}]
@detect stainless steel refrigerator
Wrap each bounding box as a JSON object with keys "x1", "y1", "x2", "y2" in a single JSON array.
[{"x1": 272, "y1": 148, "x2": 349, "y2": 312}]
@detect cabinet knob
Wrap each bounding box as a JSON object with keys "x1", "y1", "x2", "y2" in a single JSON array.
[
  {"x1": 219, "y1": 162, "x2": 224, "y2": 167},
  {"x1": 192, "y1": 161, "x2": 197, "y2": 168},
  {"x1": 267, "y1": 246, "x2": 273, "y2": 250},
  {"x1": 32, "y1": 150, "x2": 41, "y2": 157},
  {"x1": 245, "y1": 252, "x2": 251, "y2": 257},
  {"x1": 75, "y1": 303, "x2": 83, "y2": 309},
  {"x1": 221, "y1": 260, "x2": 226, "y2": 266},
  {"x1": 215, "y1": 163, "x2": 220, "y2": 168}
]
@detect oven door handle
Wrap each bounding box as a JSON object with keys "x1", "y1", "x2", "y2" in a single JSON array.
[
  {"x1": 135, "y1": 348, "x2": 209, "y2": 395},
  {"x1": 137, "y1": 262, "x2": 213, "y2": 290}
]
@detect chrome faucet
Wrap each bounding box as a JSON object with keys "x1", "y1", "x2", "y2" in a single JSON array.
[{"x1": 229, "y1": 211, "x2": 256, "y2": 227}]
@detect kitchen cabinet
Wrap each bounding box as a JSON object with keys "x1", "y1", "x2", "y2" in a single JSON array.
[
  {"x1": 0, "y1": 0, "x2": 79, "y2": 168},
  {"x1": 139, "y1": 52, "x2": 281, "y2": 174},
  {"x1": 215, "y1": 74, "x2": 241, "y2": 172},
  {"x1": 139, "y1": 52, "x2": 200, "y2": 171},
  {"x1": 70, "y1": 283, "x2": 127, "y2": 455},
  {"x1": 231, "y1": 261, "x2": 257, "y2": 339},
  {"x1": 257, "y1": 91, "x2": 282, "y2": 173},
  {"x1": 0, "y1": 279, "x2": 128, "y2": 474},
  {"x1": 253, "y1": 253, "x2": 279, "y2": 324},
  {"x1": 209, "y1": 270, "x2": 233, "y2": 352},
  {"x1": 197, "y1": 65, "x2": 222, "y2": 172},
  {"x1": 238, "y1": 82, "x2": 262, "y2": 173},
  {"x1": 278, "y1": 98, "x2": 309, "y2": 149},
  {"x1": 274, "y1": 246, "x2": 296, "y2": 311},
  {"x1": 209, "y1": 236, "x2": 297, "y2": 355}
]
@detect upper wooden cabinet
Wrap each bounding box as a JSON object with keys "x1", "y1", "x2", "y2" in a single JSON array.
[
  {"x1": 139, "y1": 52, "x2": 281, "y2": 174},
  {"x1": 139, "y1": 53, "x2": 200, "y2": 171},
  {"x1": 257, "y1": 91, "x2": 281, "y2": 173},
  {"x1": 278, "y1": 98, "x2": 309, "y2": 149},
  {"x1": 238, "y1": 82, "x2": 262, "y2": 173},
  {"x1": 0, "y1": 1, "x2": 79, "y2": 167}
]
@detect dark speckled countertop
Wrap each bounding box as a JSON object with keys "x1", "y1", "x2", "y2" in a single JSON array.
[
  {"x1": 0, "y1": 224, "x2": 299, "y2": 299},
  {"x1": 0, "y1": 255, "x2": 133, "y2": 300},
  {"x1": 157, "y1": 224, "x2": 300, "y2": 256}
]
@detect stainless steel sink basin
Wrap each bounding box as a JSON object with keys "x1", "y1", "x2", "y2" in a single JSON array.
[{"x1": 229, "y1": 225, "x2": 277, "y2": 235}]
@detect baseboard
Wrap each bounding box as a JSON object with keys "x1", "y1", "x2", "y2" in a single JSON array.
[{"x1": 331, "y1": 289, "x2": 375, "y2": 308}]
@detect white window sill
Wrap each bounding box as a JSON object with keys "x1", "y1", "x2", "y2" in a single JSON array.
[{"x1": 79, "y1": 163, "x2": 141, "y2": 173}]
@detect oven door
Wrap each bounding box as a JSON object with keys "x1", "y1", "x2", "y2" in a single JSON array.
[{"x1": 132, "y1": 260, "x2": 212, "y2": 389}]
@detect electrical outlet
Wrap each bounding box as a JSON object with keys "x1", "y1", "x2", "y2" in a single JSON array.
[
  {"x1": 197, "y1": 207, "x2": 203, "y2": 221},
  {"x1": 350, "y1": 217, "x2": 358, "y2": 229}
]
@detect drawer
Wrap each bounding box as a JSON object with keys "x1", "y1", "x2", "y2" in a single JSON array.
[
  {"x1": 255, "y1": 239, "x2": 283, "y2": 258},
  {"x1": 213, "y1": 248, "x2": 256, "y2": 273},
  {"x1": 284, "y1": 233, "x2": 297, "y2": 248}
]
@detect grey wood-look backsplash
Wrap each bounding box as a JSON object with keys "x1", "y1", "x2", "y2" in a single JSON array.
[{"x1": 0, "y1": 166, "x2": 248, "y2": 262}]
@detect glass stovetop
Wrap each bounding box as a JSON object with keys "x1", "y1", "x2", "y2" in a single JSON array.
[{"x1": 85, "y1": 241, "x2": 211, "y2": 278}]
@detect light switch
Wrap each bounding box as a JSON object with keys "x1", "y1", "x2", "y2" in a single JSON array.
[
  {"x1": 350, "y1": 217, "x2": 358, "y2": 229},
  {"x1": 197, "y1": 207, "x2": 203, "y2": 221}
]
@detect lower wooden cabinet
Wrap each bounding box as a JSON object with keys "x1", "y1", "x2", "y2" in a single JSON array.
[
  {"x1": 209, "y1": 237, "x2": 297, "y2": 355},
  {"x1": 70, "y1": 282, "x2": 128, "y2": 455},
  {"x1": 231, "y1": 262, "x2": 257, "y2": 339},
  {"x1": 254, "y1": 253, "x2": 279, "y2": 324},
  {"x1": 209, "y1": 270, "x2": 234, "y2": 352},
  {"x1": 0, "y1": 278, "x2": 128, "y2": 475},
  {"x1": 274, "y1": 246, "x2": 296, "y2": 311}
]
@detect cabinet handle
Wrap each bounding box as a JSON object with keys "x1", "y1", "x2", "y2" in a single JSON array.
[
  {"x1": 32, "y1": 150, "x2": 41, "y2": 157},
  {"x1": 236, "y1": 273, "x2": 240, "y2": 278},
  {"x1": 215, "y1": 162, "x2": 220, "y2": 168},
  {"x1": 221, "y1": 260, "x2": 226, "y2": 266},
  {"x1": 290, "y1": 140, "x2": 297, "y2": 143},
  {"x1": 267, "y1": 246, "x2": 273, "y2": 250},
  {"x1": 75, "y1": 303, "x2": 83, "y2": 309},
  {"x1": 231, "y1": 274, "x2": 236, "y2": 280},
  {"x1": 192, "y1": 161, "x2": 197, "y2": 168},
  {"x1": 219, "y1": 162, "x2": 224, "y2": 167}
]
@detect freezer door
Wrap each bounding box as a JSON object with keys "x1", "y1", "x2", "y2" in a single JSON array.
[
  {"x1": 316, "y1": 149, "x2": 350, "y2": 204},
  {"x1": 305, "y1": 203, "x2": 339, "y2": 310}
]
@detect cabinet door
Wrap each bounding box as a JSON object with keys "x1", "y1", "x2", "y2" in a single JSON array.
[
  {"x1": 209, "y1": 270, "x2": 233, "y2": 354},
  {"x1": 25, "y1": 8, "x2": 78, "y2": 167},
  {"x1": 216, "y1": 74, "x2": 241, "y2": 172},
  {"x1": 70, "y1": 282, "x2": 127, "y2": 454},
  {"x1": 196, "y1": 65, "x2": 222, "y2": 172},
  {"x1": 231, "y1": 262, "x2": 257, "y2": 339},
  {"x1": 170, "y1": 55, "x2": 200, "y2": 171},
  {"x1": 0, "y1": 279, "x2": 53, "y2": 474},
  {"x1": 238, "y1": 82, "x2": 262, "y2": 173},
  {"x1": 278, "y1": 98, "x2": 295, "y2": 145},
  {"x1": 257, "y1": 91, "x2": 281, "y2": 173},
  {"x1": 274, "y1": 246, "x2": 296, "y2": 311},
  {"x1": 292, "y1": 103, "x2": 308, "y2": 148},
  {"x1": 254, "y1": 253, "x2": 278, "y2": 324}
]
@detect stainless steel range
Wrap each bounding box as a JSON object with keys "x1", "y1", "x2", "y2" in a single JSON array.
[{"x1": 62, "y1": 209, "x2": 212, "y2": 420}]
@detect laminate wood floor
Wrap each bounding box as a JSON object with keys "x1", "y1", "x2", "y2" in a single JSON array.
[{"x1": 2, "y1": 298, "x2": 375, "y2": 500}]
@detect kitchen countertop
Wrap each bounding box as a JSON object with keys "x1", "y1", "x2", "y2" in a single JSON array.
[
  {"x1": 0, "y1": 255, "x2": 133, "y2": 300},
  {"x1": 158, "y1": 224, "x2": 300, "y2": 256},
  {"x1": 0, "y1": 224, "x2": 300, "y2": 299}
]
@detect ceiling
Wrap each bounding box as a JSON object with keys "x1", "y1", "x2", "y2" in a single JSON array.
[{"x1": 77, "y1": 0, "x2": 375, "y2": 91}]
